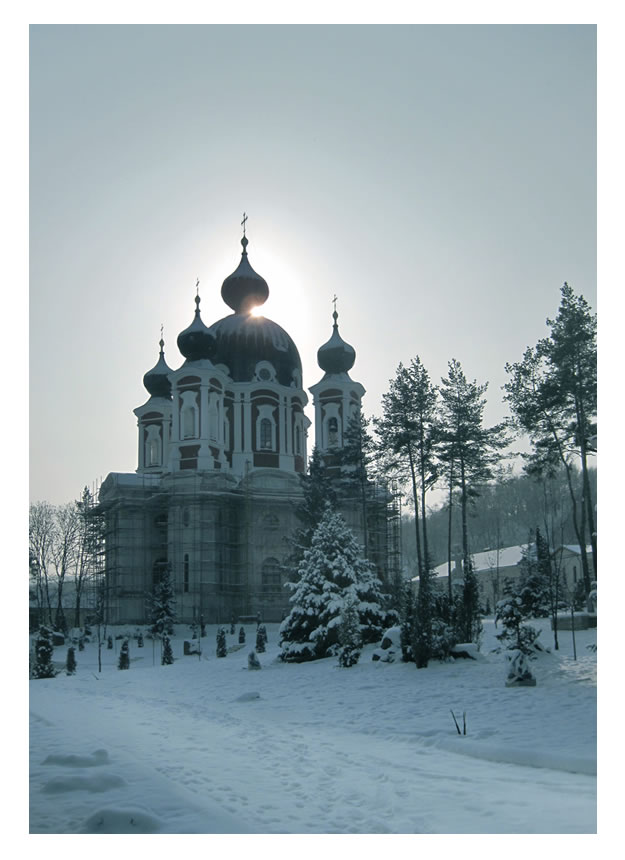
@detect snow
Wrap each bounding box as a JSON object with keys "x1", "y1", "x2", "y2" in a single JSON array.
[{"x1": 29, "y1": 618, "x2": 596, "y2": 835}]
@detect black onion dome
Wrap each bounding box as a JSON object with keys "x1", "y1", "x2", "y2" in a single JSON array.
[
  {"x1": 177, "y1": 294, "x2": 216, "y2": 361},
  {"x1": 208, "y1": 313, "x2": 302, "y2": 386},
  {"x1": 317, "y1": 310, "x2": 356, "y2": 374},
  {"x1": 143, "y1": 337, "x2": 172, "y2": 398},
  {"x1": 221, "y1": 236, "x2": 269, "y2": 314}
]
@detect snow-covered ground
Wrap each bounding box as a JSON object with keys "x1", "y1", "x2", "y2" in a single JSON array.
[{"x1": 29, "y1": 617, "x2": 596, "y2": 834}]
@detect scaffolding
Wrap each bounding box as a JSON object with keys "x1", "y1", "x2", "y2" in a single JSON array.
[{"x1": 94, "y1": 464, "x2": 403, "y2": 628}]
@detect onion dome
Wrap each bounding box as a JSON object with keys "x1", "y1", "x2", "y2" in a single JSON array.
[
  {"x1": 143, "y1": 335, "x2": 172, "y2": 398},
  {"x1": 177, "y1": 292, "x2": 216, "y2": 361},
  {"x1": 221, "y1": 235, "x2": 269, "y2": 314},
  {"x1": 317, "y1": 308, "x2": 356, "y2": 375},
  {"x1": 208, "y1": 314, "x2": 302, "y2": 386}
]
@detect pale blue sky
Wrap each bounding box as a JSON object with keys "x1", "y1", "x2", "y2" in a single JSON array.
[{"x1": 29, "y1": 24, "x2": 596, "y2": 505}]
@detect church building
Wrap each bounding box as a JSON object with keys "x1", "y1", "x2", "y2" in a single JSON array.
[{"x1": 98, "y1": 226, "x2": 383, "y2": 624}]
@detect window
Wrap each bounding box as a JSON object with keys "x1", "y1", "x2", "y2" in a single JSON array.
[
  {"x1": 256, "y1": 405, "x2": 276, "y2": 451},
  {"x1": 184, "y1": 554, "x2": 189, "y2": 593},
  {"x1": 255, "y1": 361, "x2": 276, "y2": 383},
  {"x1": 260, "y1": 418, "x2": 272, "y2": 450},
  {"x1": 261, "y1": 558, "x2": 282, "y2": 592},
  {"x1": 180, "y1": 391, "x2": 199, "y2": 439},
  {"x1": 145, "y1": 424, "x2": 161, "y2": 466},
  {"x1": 295, "y1": 425, "x2": 302, "y2": 455},
  {"x1": 183, "y1": 507, "x2": 190, "y2": 527},
  {"x1": 328, "y1": 417, "x2": 339, "y2": 447}
]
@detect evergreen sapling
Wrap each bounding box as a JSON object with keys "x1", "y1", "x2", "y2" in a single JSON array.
[
  {"x1": 118, "y1": 639, "x2": 130, "y2": 670},
  {"x1": 66, "y1": 646, "x2": 77, "y2": 675},
  {"x1": 216, "y1": 627, "x2": 227, "y2": 658},
  {"x1": 162, "y1": 635, "x2": 174, "y2": 665}
]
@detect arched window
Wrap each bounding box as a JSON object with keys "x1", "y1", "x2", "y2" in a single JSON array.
[
  {"x1": 145, "y1": 425, "x2": 161, "y2": 467},
  {"x1": 183, "y1": 554, "x2": 190, "y2": 593},
  {"x1": 328, "y1": 417, "x2": 339, "y2": 447},
  {"x1": 261, "y1": 558, "x2": 282, "y2": 593},
  {"x1": 260, "y1": 418, "x2": 272, "y2": 450},
  {"x1": 180, "y1": 391, "x2": 199, "y2": 439}
]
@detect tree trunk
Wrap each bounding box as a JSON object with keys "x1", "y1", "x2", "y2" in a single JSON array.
[
  {"x1": 406, "y1": 446, "x2": 423, "y2": 580},
  {"x1": 446, "y1": 463, "x2": 454, "y2": 606}
]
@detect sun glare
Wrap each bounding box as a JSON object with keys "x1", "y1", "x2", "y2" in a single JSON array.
[{"x1": 250, "y1": 305, "x2": 263, "y2": 317}]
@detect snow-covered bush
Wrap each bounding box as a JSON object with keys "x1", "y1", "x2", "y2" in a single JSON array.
[
  {"x1": 137, "y1": 632, "x2": 144, "y2": 648},
  {"x1": 216, "y1": 627, "x2": 227, "y2": 658},
  {"x1": 238, "y1": 626, "x2": 246, "y2": 644},
  {"x1": 162, "y1": 635, "x2": 174, "y2": 665},
  {"x1": 505, "y1": 649, "x2": 537, "y2": 687},
  {"x1": 280, "y1": 506, "x2": 386, "y2": 663},
  {"x1": 31, "y1": 626, "x2": 56, "y2": 679},
  {"x1": 248, "y1": 651, "x2": 261, "y2": 670},
  {"x1": 66, "y1": 646, "x2": 77, "y2": 676},
  {"x1": 430, "y1": 618, "x2": 456, "y2": 661},
  {"x1": 255, "y1": 625, "x2": 266, "y2": 653},
  {"x1": 107, "y1": 635, "x2": 113, "y2": 650},
  {"x1": 78, "y1": 637, "x2": 85, "y2": 652},
  {"x1": 118, "y1": 639, "x2": 130, "y2": 670}
]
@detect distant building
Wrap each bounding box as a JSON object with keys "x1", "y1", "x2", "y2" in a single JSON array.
[
  {"x1": 412, "y1": 543, "x2": 593, "y2": 610},
  {"x1": 98, "y1": 229, "x2": 392, "y2": 624}
]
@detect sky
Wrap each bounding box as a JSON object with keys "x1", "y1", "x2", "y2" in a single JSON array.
[{"x1": 29, "y1": 23, "x2": 597, "y2": 506}]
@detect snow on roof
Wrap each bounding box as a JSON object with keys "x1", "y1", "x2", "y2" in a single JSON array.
[
  {"x1": 560, "y1": 545, "x2": 593, "y2": 556},
  {"x1": 425, "y1": 545, "x2": 528, "y2": 580}
]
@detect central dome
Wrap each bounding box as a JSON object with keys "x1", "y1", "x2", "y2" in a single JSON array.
[
  {"x1": 208, "y1": 313, "x2": 302, "y2": 386},
  {"x1": 221, "y1": 235, "x2": 269, "y2": 314}
]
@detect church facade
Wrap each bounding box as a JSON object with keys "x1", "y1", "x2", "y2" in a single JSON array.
[{"x1": 98, "y1": 229, "x2": 381, "y2": 624}]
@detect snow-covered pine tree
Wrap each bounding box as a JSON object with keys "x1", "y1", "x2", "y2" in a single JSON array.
[
  {"x1": 255, "y1": 625, "x2": 266, "y2": 653},
  {"x1": 118, "y1": 639, "x2": 130, "y2": 670},
  {"x1": 517, "y1": 538, "x2": 550, "y2": 618},
  {"x1": 161, "y1": 635, "x2": 174, "y2": 665},
  {"x1": 32, "y1": 626, "x2": 56, "y2": 679},
  {"x1": 137, "y1": 632, "x2": 144, "y2": 648},
  {"x1": 238, "y1": 626, "x2": 246, "y2": 644},
  {"x1": 66, "y1": 646, "x2": 77, "y2": 675},
  {"x1": 337, "y1": 596, "x2": 361, "y2": 667},
  {"x1": 248, "y1": 651, "x2": 261, "y2": 670},
  {"x1": 149, "y1": 565, "x2": 176, "y2": 636},
  {"x1": 107, "y1": 635, "x2": 113, "y2": 649},
  {"x1": 495, "y1": 596, "x2": 541, "y2": 656},
  {"x1": 216, "y1": 627, "x2": 227, "y2": 658},
  {"x1": 280, "y1": 505, "x2": 386, "y2": 662}
]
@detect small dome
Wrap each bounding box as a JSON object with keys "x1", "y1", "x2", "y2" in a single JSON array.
[
  {"x1": 143, "y1": 337, "x2": 172, "y2": 398},
  {"x1": 221, "y1": 235, "x2": 269, "y2": 314},
  {"x1": 317, "y1": 310, "x2": 355, "y2": 374},
  {"x1": 177, "y1": 293, "x2": 216, "y2": 361},
  {"x1": 208, "y1": 313, "x2": 302, "y2": 386}
]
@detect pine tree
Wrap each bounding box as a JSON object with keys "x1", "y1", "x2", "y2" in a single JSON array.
[
  {"x1": 107, "y1": 635, "x2": 113, "y2": 650},
  {"x1": 32, "y1": 626, "x2": 56, "y2": 679},
  {"x1": 504, "y1": 284, "x2": 596, "y2": 592},
  {"x1": 161, "y1": 635, "x2": 174, "y2": 665},
  {"x1": 238, "y1": 626, "x2": 246, "y2": 644},
  {"x1": 287, "y1": 446, "x2": 337, "y2": 570},
  {"x1": 149, "y1": 565, "x2": 176, "y2": 636},
  {"x1": 66, "y1": 646, "x2": 77, "y2": 675},
  {"x1": 280, "y1": 505, "x2": 386, "y2": 662},
  {"x1": 439, "y1": 359, "x2": 507, "y2": 643},
  {"x1": 118, "y1": 639, "x2": 130, "y2": 670},
  {"x1": 137, "y1": 632, "x2": 144, "y2": 648},
  {"x1": 216, "y1": 627, "x2": 227, "y2": 658},
  {"x1": 255, "y1": 625, "x2": 266, "y2": 653},
  {"x1": 517, "y1": 539, "x2": 550, "y2": 618},
  {"x1": 400, "y1": 582, "x2": 416, "y2": 663},
  {"x1": 337, "y1": 597, "x2": 362, "y2": 667},
  {"x1": 335, "y1": 410, "x2": 377, "y2": 558}
]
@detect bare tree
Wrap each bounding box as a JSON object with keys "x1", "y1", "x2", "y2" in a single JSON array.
[{"x1": 29, "y1": 502, "x2": 57, "y2": 626}]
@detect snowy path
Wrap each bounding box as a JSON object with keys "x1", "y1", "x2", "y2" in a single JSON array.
[{"x1": 29, "y1": 620, "x2": 596, "y2": 833}]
